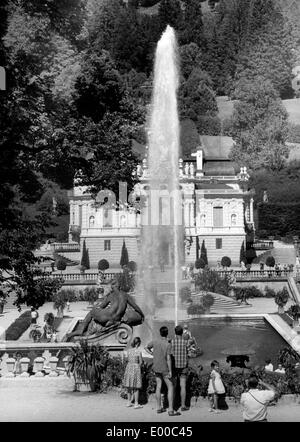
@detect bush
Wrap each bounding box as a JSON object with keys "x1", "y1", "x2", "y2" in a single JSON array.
[
  {"x1": 83, "y1": 287, "x2": 99, "y2": 303},
  {"x1": 221, "y1": 256, "x2": 231, "y2": 268},
  {"x1": 187, "y1": 304, "x2": 205, "y2": 316},
  {"x1": 53, "y1": 291, "x2": 67, "y2": 314},
  {"x1": 195, "y1": 258, "x2": 206, "y2": 269},
  {"x1": 128, "y1": 261, "x2": 137, "y2": 272},
  {"x1": 202, "y1": 293, "x2": 214, "y2": 310},
  {"x1": 264, "y1": 286, "x2": 276, "y2": 298},
  {"x1": 179, "y1": 286, "x2": 192, "y2": 303},
  {"x1": 195, "y1": 268, "x2": 230, "y2": 296},
  {"x1": 57, "y1": 289, "x2": 78, "y2": 302},
  {"x1": 98, "y1": 259, "x2": 109, "y2": 271},
  {"x1": 275, "y1": 287, "x2": 289, "y2": 308},
  {"x1": 5, "y1": 310, "x2": 31, "y2": 340},
  {"x1": 266, "y1": 256, "x2": 275, "y2": 268},
  {"x1": 56, "y1": 258, "x2": 67, "y2": 271},
  {"x1": 286, "y1": 304, "x2": 300, "y2": 321}
]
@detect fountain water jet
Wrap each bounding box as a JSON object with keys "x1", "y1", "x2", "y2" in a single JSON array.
[{"x1": 138, "y1": 26, "x2": 183, "y2": 327}]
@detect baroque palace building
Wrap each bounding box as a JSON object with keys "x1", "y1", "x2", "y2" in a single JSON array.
[{"x1": 68, "y1": 136, "x2": 255, "y2": 268}]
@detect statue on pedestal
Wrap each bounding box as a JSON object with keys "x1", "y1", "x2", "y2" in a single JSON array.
[{"x1": 67, "y1": 278, "x2": 144, "y2": 341}]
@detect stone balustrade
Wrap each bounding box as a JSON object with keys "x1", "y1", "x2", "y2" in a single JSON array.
[
  {"x1": 50, "y1": 272, "x2": 121, "y2": 282},
  {"x1": 217, "y1": 269, "x2": 293, "y2": 280},
  {"x1": 253, "y1": 240, "x2": 274, "y2": 250},
  {"x1": 52, "y1": 242, "x2": 80, "y2": 252},
  {"x1": 0, "y1": 342, "x2": 74, "y2": 379}
]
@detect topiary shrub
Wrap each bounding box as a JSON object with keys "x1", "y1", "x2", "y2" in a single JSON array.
[
  {"x1": 98, "y1": 259, "x2": 109, "y2": 271},
  {"x1": 221, "y1": 256, "x2": 231, "y2": 269},
  {"x1": 201, "y1": 293, "x2": 214, "y2": 313},
  {"x1": 195, "y1": 258, "x2": 206, "y2": 269},
  {"x1": 266, "y1": 256, "x2": 275, "y2": 268},
  {"x1": 245, "y1": 248, "x2": 257, "y2": 264},
  {"x1": 128, "y1": 261, "x2": 137, "y2": 272},
  {"x1": 56, "y1": 258, "x2": 67, "y2": 272},
  {"x1": 187, "y1": 304, "x2": 205, "y2": 317}
]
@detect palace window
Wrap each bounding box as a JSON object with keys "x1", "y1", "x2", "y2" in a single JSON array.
[
  {"x1": 213, "y1": 207, "x2": 223, "y2": 227},
  {"x1": 89, "y1": 216, "x2": 95, "y2": 227},
  {"x1": 104, "y1": 240, "x2": 111, "y2": 251},
  {"x1": 200, "y1": 214, "x2": 206, "y2": 226},
  {"x1": 216, "y1": 238, "x2": 222, "y2": 249}
]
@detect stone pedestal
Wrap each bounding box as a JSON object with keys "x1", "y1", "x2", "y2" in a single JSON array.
[
  {"x1": 48, "y1": 356, "x2": 59, "y2": 377},
  {"x1": 34, "y1": 357, "x2": 45, "y2": 377},
  {"x1": 6, "y1": 357, "x2": 15, "y2": 377},
  {"x1": 20, "y1": 357, "x2": 30, "y2": 377}
]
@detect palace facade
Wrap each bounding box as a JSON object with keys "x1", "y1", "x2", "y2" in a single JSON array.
[{"x1": 68, "y1": 136, "x2": 255, "y2": 268}]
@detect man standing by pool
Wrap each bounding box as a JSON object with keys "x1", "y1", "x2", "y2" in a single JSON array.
[
  {"x1": 171, "y1": 325, "x2": 190, "y2": 412},
  {"x1": 145, "y1": 326, "x2": 180, "y2": 416}
]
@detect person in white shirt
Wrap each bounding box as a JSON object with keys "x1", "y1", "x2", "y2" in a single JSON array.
[
  {"x1": 240, "y1": 377, "x2": 277, "y2": 422},
  {"x1": 264, "y1": 359, "x2": 273, "y2": 372},
  {"x1": 274, "y1": 364, "x2": 285, "y2": 374}
]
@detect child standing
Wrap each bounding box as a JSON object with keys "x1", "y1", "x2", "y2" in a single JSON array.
[
  {"x1": 122, "y1": 337, "x2": 143, "y2": 409},
  {"x1": 207, "y1": 360, "x2": 226, "y2": 413}
]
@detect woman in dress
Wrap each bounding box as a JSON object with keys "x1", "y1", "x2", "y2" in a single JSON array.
[
  {"x1": 207, "y1": 360, "x2": 226, "y2": 413},
  {"x1": 123, "y1": 337, "x2": 143, "y2": 409}
]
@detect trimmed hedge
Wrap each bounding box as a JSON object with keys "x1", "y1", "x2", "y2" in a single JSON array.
[{"x1": 5, "y1": 310, "x2": 31, "y2": 340}]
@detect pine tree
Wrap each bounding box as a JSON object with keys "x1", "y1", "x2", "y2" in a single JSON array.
[
  {"x1": 239, "y1": 241, "x2": 246, "y2": 264},
  {"x1": 200, "y1": 240, "x2": 208, "y2": 266},
  {"x1": 120, "y1": 240, "x2": 129, "y2": 267},
  {"x1": 235, "y1": 1, "x2": 294, "y2": 98},
  {"x1": 180, "y1": 0, "x2": 205, "y2": 49},
  {"x1": 81, "y1": 240, "x2": 90, "y2": 270}
]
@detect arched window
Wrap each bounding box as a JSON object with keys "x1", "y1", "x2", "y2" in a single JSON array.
[
  {"x1": 200, "y1": 214, "x2": 206, "y2": 226},
  {"x1": 89, "y1": 216, "x2": 95, "y2": 227},
  {"x1": 231, "y1": 214, "x2": 237, "y2": 226}
]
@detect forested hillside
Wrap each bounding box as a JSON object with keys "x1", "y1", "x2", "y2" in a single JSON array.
[{"x1": 1, "y1": 0, "x2": 300, "y2": 253}]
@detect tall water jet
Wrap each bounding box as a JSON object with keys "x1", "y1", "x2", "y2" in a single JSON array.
[{"x1": 139, "y1": 25, "x2": 183, "y2": 327}]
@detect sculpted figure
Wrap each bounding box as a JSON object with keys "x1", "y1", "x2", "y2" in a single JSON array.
[{"x1": 67, "y1": 279, "x2": 144, "y2": 340}]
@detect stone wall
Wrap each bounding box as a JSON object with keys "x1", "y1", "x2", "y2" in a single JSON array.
[{"x1": 82, "y1": 236, "x2": 139, "y2": 268}]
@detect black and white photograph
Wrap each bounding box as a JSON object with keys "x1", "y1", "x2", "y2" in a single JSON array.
[{"x1": 1, "y1": 0, "x2": 300, "y2": 427}]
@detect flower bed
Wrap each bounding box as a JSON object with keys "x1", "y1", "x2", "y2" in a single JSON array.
[{"x1": 5, "y1": 310, "x2": 31, "y2": 340}]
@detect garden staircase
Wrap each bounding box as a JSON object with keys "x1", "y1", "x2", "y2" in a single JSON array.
[
  {"x1": 192, "y1": 292, "x2": 248, "y2": 313},
  {"x1": 54, "y1": 252, "x2": 79, "y2": 266},
  {"x1": 253, "y1": 242, "x2": 296, "y2": 266}
]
